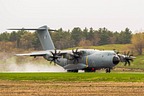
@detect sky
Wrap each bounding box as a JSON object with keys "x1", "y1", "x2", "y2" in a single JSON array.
[{"x1": 0, "y1": 0, "x2": 144, "y2": 33}]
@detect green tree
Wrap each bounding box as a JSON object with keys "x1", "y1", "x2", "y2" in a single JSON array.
[
  {"x1": 0, "y1": 32, "x2": 10, "y2": 41},
  {"x1": 71, "y1": 27, "x2": 83, "y2": 46},
  {"x1": 98, "y1": 28, "x2": 111, "y2": 45},
  {"x1": 32, "y1": 32, "x2": 42, "y2": 50},
  {"x1": 87, "y1": 28, "x2": 94, "y2": 42},
  {"x1": 92, "y1": 31, "x2": 100, "y2": 46},
  {"x1": 14, "y1": 30, "x2": 27, "y2": 48},
  {"x1": 113, "y1": 32, "x2": 120, "y2": 44},
  {"x1": 9, "y1": 31, "x2": 18, "y2": 41},
  {"x1": 82, "y1": 27, "x2": 89, "y2": 40},
  {"x1": 19, "y1": 32, "x2": 35, "y2": 49},
  {"x1": 118, "y1": 28, "x2": 132, "y2": 44}
]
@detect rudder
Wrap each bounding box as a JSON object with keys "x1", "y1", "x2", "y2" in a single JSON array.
[{"x1": 37, "y1": 25, "x2": 55, "y2": 50}]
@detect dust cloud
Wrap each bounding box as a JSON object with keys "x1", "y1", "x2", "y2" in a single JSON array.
[
  {"x1": 0, "y1": 52, "x2": 66, "y2": 72},
  {"x1": 0, "y1": 58, "x2": 66, "y2": 72},
  {"x1": 6, "y1": 63, "x2": 66, "y2": 72}
]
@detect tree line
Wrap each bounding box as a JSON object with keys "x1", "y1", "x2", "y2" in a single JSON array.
[{"x1": 0, "y1": 27, "x2": 132, "y2": 50}]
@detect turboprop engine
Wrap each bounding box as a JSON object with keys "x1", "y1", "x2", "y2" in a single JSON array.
[{"x1": 43, "y1": 49, "x2": 61, "y2": 63}]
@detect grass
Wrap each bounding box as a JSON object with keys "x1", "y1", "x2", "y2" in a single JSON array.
[
  {"x1": 0, "y1": 72, "x2": 144, "y2": 82},
  {"x1": 74, "y1": 44, "x2": 132, "y2": 51},
  {"x1": 90, "y1": 44, "x2": 132, "y2": 51}
]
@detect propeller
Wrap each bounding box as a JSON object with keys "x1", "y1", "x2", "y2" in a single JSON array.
[
  {"x1": 70, "y1": 48, "x2": 82, "y2": 64},
  {"x1": 113, "y1": 49, "x2": 119, "y2": 54},
  {"x1": 123, "y1": 51, "x2": 134, "y2": 66},
  {"x1": 49, "y1": 49, "x2": 61, "y2": 64},
  {"x1": 116, "y1": 51, "x2": 135, "y2": 66}
]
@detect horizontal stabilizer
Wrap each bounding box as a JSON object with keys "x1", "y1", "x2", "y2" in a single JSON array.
[
  {"x1": 64, "y1": 63, "x2": 86, "y2": 70},
  {"x1": 8, "y1": 28, "x2": 45, "y2": 31},
  {"x1": 8, "y1": 27, "x2": 57, "y2": 31}
]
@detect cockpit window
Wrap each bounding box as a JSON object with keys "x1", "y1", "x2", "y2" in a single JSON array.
[
  {"x1": 108, "y1": 52, "x2": 116, "y2": 56},
  {"x1": 81, "y1": 51, "x2": 86, "y2": 55}
]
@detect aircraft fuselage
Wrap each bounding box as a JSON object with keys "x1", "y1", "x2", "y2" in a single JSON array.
[{"x1": 54, "y1": 50, "x2": 120, "y2": 72}]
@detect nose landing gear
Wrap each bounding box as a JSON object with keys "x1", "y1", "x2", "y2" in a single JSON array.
[{"x1": 106, "y1": 68, "x2": 111, "y2": 73}]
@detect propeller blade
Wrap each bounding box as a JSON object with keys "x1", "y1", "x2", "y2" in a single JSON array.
[
  {"x1": 70, "y1": 48, "x2": 82, "y2": 64},
  {"x1": 55, "y1": 49, "x2": 57, "y2": 54},
  {"x1": 50, "y1": 51, "x2": 54, "y2": 56},
  {"x1": 124, "y1": 61, "x2": 127, "y2": 66},
  {"x1": 130, "y1": 51, "x2": 133, "y2": 56},
  {"x1": 76, "y1": 48, "x2": 78, "y2": 52},
  {"x1": 49, "y1": 49, "x2": 61, "y2": 64},
  {"x1": 124, "y1": 51, "x2": 126, "y2": 55},
  {"x1": 125, "y1": 59, "x2": 130, "y2": 66},
  {"x1": 127, "y1": 51, "x2": 130, "y2": 56},
  {"x1": 50, "y1": 60, "x2": 53, "y2": 64},
  {"x1": 119, "y1": 51, "x2": 135, "y2": 66}
]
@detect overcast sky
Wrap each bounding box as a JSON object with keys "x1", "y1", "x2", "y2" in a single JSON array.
[{"x1": 0, "y1": 0, "x2": 144, "y2": 33}]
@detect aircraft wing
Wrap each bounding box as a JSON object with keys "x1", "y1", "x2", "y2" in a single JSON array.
[
  {"x1": 15, "y1": 50, "x2": 72, "y2": 57},
  {"x1": 15, "y1": 49, "x2": 98, "y2": 57},
  {"x1": 15, "y1": 50, "x2": 51, "y2": 56}
]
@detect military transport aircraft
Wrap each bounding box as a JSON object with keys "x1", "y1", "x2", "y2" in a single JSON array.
[{"x1": 8, "y1": 25, "x2": 135, "y2": 73}]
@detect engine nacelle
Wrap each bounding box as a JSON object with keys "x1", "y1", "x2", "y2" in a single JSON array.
[
  {"x1": 65, "y1": 53, "x2": 73, "y2": 60},
  {"x1": 43, "y1": 54, "x2": 52, "y2": 61}
]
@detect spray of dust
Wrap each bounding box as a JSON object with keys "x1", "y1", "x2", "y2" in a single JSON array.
[
  {"x1": 0, "y1": 54, "x2": 66, "y2": 72},
  {"x1": 7, "y1": 63, "x2": 65, "y2": 72},
  {"x1": 7, "y1": 63, "x2": 66, "y2": 72}
]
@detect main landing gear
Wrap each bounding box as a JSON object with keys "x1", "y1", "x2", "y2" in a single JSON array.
[
  {"x1": 67, "y1": 70, "x2": 78, "y2": 72},
  {"x1": 67, "y1": 68, "x2": 111, "y2": 73},
  {"x1": 84, "y1": 68, "x2": 96, "y2": 72}
]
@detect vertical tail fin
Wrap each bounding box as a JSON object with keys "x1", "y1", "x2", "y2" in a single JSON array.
[
  {"x1": 8, "y1": 25, "x2": 55, "y2": 50},
  {"x1": 37, "y1": 26, "x2": 55, "y2": 50}
]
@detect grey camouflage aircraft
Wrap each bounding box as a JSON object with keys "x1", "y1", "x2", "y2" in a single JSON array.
[{"x1": 8, "y1": 25, "x2": 135, "y2": 73}]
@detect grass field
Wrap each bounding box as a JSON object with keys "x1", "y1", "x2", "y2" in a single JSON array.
[
  {"x1": 0, "y1": 72, "x2": 144, "y2": 82},
  {"x1": 0, "y1": 72, "x2": 144, "y2": 96}
]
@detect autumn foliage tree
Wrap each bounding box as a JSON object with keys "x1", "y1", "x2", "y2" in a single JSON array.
[
  {"x1": 131, "y1": 32, "x2": 144, "y2": 55},
  {"x1": 78, "y1": 40, "x2": 92, "y2": 47}
]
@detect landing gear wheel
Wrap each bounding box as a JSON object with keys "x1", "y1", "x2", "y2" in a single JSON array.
[
  {"x1": 84, "y1": 68, "x2": 96, "y2": 72},
  {"x1": 106, "y1": 68, "x2": 111, "y2": 73},
  {"x1": 84, "y1": 69, "x2": 91, "y2": 72}
]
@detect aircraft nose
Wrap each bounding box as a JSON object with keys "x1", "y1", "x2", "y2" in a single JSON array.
[{"x1": 113, "y1": 56, "x2": 120, "y2": 65}]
